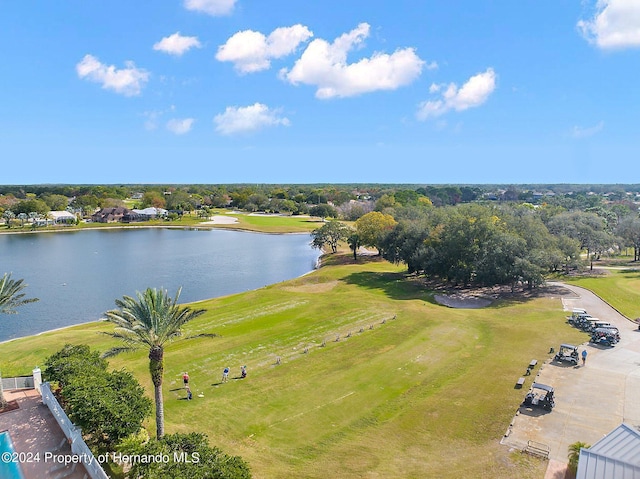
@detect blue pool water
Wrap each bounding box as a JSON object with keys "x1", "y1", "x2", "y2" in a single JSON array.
[{"x1": 0, "y1": 431, "x2": 25, "y2": 479}]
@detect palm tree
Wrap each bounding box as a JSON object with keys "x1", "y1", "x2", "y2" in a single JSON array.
[
  {"x1": 568, "y1": 441, "x2": 590, "y2": 474},
  {"x1": 102, "y1": 287, "x2": 206, "y2": 439},
  {"x1": 1, "y1": 273, "x2": 39, "y2": 409}
]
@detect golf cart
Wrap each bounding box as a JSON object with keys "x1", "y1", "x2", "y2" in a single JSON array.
[
  {"x1": 568, "y1": 309, "x2": 588, "y2": 325},
  {"x1": 591, "y1": 328, "x2": 617, "y2": 346},
  {"x1": 554, "y1": 344, "x2": 579, "y2": 365},
  {"x1": 580, "y1": 318, "x2": 600, "y2": 332},
  {"x1": 522, "y1": 382, "x2": 555, "y2": 411}
]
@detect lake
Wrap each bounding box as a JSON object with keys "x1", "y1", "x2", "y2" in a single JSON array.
[{"x1": 0, "y1": 228, "x2": 320, "y2": 342}]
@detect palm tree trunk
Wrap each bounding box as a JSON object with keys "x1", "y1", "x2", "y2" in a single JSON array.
[{"x1": 149, "y1": 346, "x2": 165, "y2": 439}]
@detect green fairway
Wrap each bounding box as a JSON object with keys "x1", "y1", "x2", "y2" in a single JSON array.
[
  {"x1": 566, "y1": 269, "x2": 640, "y2": 319},
  {"x1": 211, "y1": 213, "x2": 324, "y2": 233},
  {"x1": 0, "y1": 257, "x2": 586, "y2": 478}
]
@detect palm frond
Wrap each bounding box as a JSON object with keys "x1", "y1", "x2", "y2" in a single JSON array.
[
  {"x1": 101, "y1": 346, "x2": 139, "y2": 358},
  {"x1": 103, "y1": 287, "x2": 207, "y2": 348},
  {"x1": 0, "y1": 273, "x2": 39, "y2": 315}
]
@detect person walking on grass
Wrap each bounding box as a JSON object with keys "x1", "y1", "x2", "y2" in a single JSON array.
[
  {"x1": 222, "y1": 367, "x2": 229, "y2": 383},
  {"x1": 183, "y1": 372, "x2": 189, "y2": 387},
  {"x1": 186, "y1": 386, "x2": 192, "y2": 400},
  {"x1": 582, "y1": 349, "x2": 587, "y2": 366}
]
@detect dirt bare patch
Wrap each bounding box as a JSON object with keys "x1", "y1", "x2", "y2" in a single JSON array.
[
  {"x1": 431, "y1": 282, "x2": 577, "y2": 309},
  {"x1": 434, "y1": 294, "x2": 493, "y2": 309}
]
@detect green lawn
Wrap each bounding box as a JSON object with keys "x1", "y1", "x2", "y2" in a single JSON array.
[
  {"x1": 0, "y1": 257, "x2": 584, "y2": 478},
  {"x1": 211, "y1": 212, "x2": 324, "y2": 233},
  {"x1": 565, "y1": 269, "x2": 640, "y2": 319}
]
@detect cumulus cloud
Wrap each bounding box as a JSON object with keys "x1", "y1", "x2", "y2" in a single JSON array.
[
  {"x1": 578, "y1": 0, "x2": 640, "y2": 49},
  {"x1": 184, "y1": 0, "x2": 236, "y2": 16},
  {"x1": 214, "y1": 103, "x2": 290, "y2": 135},
  {"x1": 216, "y1": 25, "x2": 313, "y2": 73},
  {"x1": 571, "y1": 121, "x2": 604, "y2": 138},
  {"x1": 416, "y1": 68, "x2": 496, "y2": 120},
  {"x1": 76, "y1": 54, "x2": 149, "y2": 96},
  {"x1": 281, "y1": 23, "x2": 425, "y2": 99},
  {"x1": 153, "y1": 32, "x2": 202, "y2": 56},
  {"x1": 166, "y1": 118, "x2": 195, "y2": 135}
]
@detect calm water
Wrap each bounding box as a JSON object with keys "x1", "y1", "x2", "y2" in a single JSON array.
[{"x1": 0, "y1": 228, "x2": 319, "y2": 342}]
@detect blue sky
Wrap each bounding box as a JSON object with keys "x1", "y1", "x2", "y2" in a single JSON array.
[{"x1": 1, "y1": 0, "x2": 639, "y2": 185}]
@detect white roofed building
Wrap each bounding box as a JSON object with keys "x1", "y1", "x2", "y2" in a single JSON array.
[
  {"x1": 49, "y1": 211, "x2": 77, "y2": 224},
  {"x1": 132, "y1": 207, "x2": 168, "y2": 220}
]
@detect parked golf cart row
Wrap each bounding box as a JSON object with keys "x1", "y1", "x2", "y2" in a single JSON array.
[
  {"x1": 520, "y1": 307, "x2": 621, "y2": 412},
  {"x1": 567, "y1": 308, "x2": 620, "y2": 346}
]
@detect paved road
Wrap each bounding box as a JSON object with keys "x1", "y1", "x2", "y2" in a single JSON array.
[{"x1": 502, "y1": 281, "x2": 640, "y2": 463}]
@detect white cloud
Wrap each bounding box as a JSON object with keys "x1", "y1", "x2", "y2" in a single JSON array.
[
  {"x1": 76, "y1": 54, "x2": 149, "y2": 96},
  {"x1": 184, "y1": 0, "x2": 236, "y2": 16},
  {"x1": 216, "y1": 25, "x2": 313, "y2": 73},
  {"x1": 578, "y1": 0, "x2": 640, "y2": 49},
  {"x1": 153, "y1": 32, "x2": 202, "y2": 56},
  {"x1": 214, "y1": 103, "x2": 290, "y2": 135},
  {"x1": 416, "y1": 68, "x2": 496, "y2": 120},
  {"x1": 166, "y1": 118, "x2": 195, "y2": 135},
  {"x1": 281, "y1": 23, "x2": 425, "y2": 99},
  {"x1": 571, "y1": 121, "x2": 604, "y2": 138}
]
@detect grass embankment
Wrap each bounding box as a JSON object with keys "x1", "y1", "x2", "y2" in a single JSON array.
[
  {"x1": 566, "y1": 268, "x2": 640, "y2": 319},
  {"x1": 0, "y1": 257, "x2": 585, "y2": 478}
]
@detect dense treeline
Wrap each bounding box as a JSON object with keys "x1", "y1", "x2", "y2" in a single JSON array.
[
  {"x1": 1, "y1": 183, "x2": 639, "y2": 215},
  {"x1": 304, "y1": 186, "x2": 640, "y2": 289},
  {"x1": 381, "y1": 204, "x2": 581, "y2": 289},
  {"x1": 3, "y1": 184, "x2": 640, "y2": 279}
]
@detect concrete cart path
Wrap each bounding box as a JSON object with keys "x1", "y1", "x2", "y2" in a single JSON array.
[{"x1": 502, "y1": 282, "x2": 640, "y2": 464}]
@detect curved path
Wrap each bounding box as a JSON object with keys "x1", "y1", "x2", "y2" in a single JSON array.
[{"x1": 502, "y1": 282, "x2": 640, "y2": 468}]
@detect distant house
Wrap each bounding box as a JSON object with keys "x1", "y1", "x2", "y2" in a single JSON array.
[
  {"x1": 91, "y1": 207, "x2": 136, "y2": 223},
  {"x1": 50, "y1": 211, "x2": 76, "y2": 224},
  {"x1": 577, "y1": 423, "x2": 640, "y2": 479},
  {"x1": 132, "y1": 207, "x2": 168, "y2": 221}
]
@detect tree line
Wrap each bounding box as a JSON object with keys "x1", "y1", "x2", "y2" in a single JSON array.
[
  {"x1": 312, "y1": 200, "x2": 640, "y2": 289},
  {"x1": 3, "y1": 183, "x2": 639, "y2": 222}
]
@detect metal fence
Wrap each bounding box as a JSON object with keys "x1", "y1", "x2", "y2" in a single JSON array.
[
  {"x1": 41, "y1": 382, "x2": 109, "y2": 479},
  {"x1": 1, "y1": 376, "x2": 34, "y2": 390}
]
